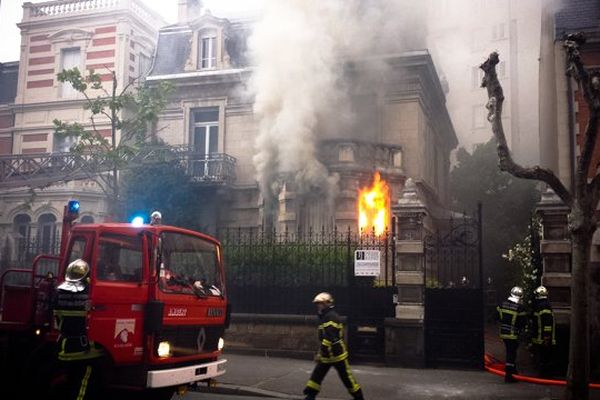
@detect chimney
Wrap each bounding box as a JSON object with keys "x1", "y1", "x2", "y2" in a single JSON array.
[{"x1": 178, "y1": 0, "x2": 203, "y2": 23}]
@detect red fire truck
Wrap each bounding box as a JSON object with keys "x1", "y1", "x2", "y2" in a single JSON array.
[{"x1": 0, "y1": 201, "x2": 230, "y2": 399}]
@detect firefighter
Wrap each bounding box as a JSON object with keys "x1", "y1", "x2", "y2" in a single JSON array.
[
  {"x1": 54, "y1": 259, "x2": 105, "y2": 400},
  {"x1": 531, "y1": 285, "x2": 555, "y2": 377},
  {"x1": 303, "y1": 292, "x2": 364, "y2": 400},
  {"x1": 496, "y1": 286, "x2": 527, "y2": 383}
]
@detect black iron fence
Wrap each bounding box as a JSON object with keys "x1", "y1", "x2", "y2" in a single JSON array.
[
  {"x1": 1, "y1": 234, "x2": 61, "y2": 268},
  {"x1": 219, "y1": 227, "x2": 396, "y2": 316}
]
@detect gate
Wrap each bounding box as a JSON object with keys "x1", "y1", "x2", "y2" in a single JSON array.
[
  {"x1": 220, "y1": 227, "x2": 396, "y2": 362},
  {"x1": 424, "y1": 205, "x2": 484, "y2": 369}
]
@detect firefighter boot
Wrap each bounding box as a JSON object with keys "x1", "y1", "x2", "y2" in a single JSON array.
[
  {"x1": 352, "y1": 389, "x2": 365, "y2": 400},
  {"x1": 504, "y1": 365, "x2": 518, "y2": 383}
]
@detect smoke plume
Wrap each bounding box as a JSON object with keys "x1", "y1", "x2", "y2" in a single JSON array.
[{"x1": 249, "y1": 0, "x2": 426, "y2": 206}]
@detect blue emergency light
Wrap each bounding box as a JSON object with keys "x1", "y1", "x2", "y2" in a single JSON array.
[
  {"x1": 68, "y1": 200, "x2": 80, "y2": 215},
  {"x1": 131, "y1": 215, "x2": 145, "y2": 227}
]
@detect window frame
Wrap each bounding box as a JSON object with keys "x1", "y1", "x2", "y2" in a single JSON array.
[
  {"x1": 198, "y1": 34, "x2": 217, "y2": 70},
  {"x1": 60, "y1": 47, "x2": 82, "y2": 99}
]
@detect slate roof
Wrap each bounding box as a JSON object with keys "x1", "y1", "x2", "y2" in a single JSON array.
[
  {"x1": 555, "y1": 0, "x2": 600, "y2": 38},
  {"x1": 0, "y1": 62, "x2": 19, "y2": 104},
  {"x1": 150, "y1": 17, "x2": 251, "y2": 76}
]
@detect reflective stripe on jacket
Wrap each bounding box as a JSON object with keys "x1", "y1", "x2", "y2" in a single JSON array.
[
  {"x1": 318, "y1": 307, "x2": 348, "y2": 363},
  {"x1": 54, "y1": 288, "x2": 104, "y2": 361},
  {"x1": 496, "y1": 300, "x2": 527, "y2": 340},
  {"x1": 532, "y1": 298, "x2": 556, "y2": 345}
]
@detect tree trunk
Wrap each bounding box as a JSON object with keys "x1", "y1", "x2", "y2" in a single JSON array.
[{"x1": 566, "y1": 207, "x2": 591, "y2": 400}]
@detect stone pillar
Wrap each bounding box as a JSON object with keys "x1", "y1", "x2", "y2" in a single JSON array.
[
  {"x1": 536, "y1": 187, "x2": 571, "y2": 325},
  {"x1": 385, "y1": 178, "x2": 429, "y2": 367},
  {"x1": 277, "y1": 182, "x2": 297, "y2": 233}
]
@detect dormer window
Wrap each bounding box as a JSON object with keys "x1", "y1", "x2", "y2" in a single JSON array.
[{"x1": 199, "y1": 34, "x2": 216, "y2": 69}]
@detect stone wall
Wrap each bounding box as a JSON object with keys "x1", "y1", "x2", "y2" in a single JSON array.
[
  {"x1": 225, "y1": 313, "x2": 321, "y2": 359},
  {"x1": 224, "y1": 313, "x2": 420, "y2": 367}
]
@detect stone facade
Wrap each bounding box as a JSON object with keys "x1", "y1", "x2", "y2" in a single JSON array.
[
  {"x1": 0, "y1": 0, "x2": 164, "y2": 261},
  {"x1": 148, "y1": 11, "x2": 457, "y2": 233}
]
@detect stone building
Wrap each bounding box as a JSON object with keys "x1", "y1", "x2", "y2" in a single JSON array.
[
  {"x1": 0, "y1": 0, "x2": 457, "y2": 255},
  {"x1": 427, "y1": 0, "x2": 545, "y2": 164},
  {"x1": 538, "y1": 0, "x2": 600, "y2": 364},
  {"x1": 0, "y1": 0, "x2": 164, "y2": 261},
  {"x1": 147, "y1": 7, "x2": 457, "y2": 235}
]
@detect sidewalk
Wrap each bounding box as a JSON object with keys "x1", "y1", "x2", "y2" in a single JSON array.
[{"x1": 190, "y1": 353, "x2": 600, "y2": 400}]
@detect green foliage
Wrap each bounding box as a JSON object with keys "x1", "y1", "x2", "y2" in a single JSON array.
[
  {"x1": 121, "y1": 157, "x2": 206, "y2": 232},
  {"x1": 503, "y1": 217, "x2": 542, "y2": 314},
  {"x1": 54, "y1": 68, "x2": 173, "y2": 153},
  {"x1": 53, "y1": 67, "x2": 173, "y2": 216},
  {"x1": 450, "y1": 138, "x2": 540, "y2": 298}
]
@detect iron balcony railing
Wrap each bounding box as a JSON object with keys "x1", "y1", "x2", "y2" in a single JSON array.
[{"x1": 0, "y1": 145, "x2": 236, "y2": 189}]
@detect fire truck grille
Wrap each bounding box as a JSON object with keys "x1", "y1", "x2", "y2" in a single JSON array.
[{"x1": 157, "y1": 326, "x2": 223, "y2": 357}]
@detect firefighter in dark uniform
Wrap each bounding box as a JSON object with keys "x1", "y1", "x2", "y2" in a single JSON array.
[
  {"x1": 531, "y1": 285, "x2": 555, "y2": 377},
  {"x1": 496, "y1": 286, "x2": 527, "y2": 383},
  {"x1": 54, "y1": 259, "x2": 105, "y2": 400},
  {"x1": 303, "y1": 292, "x2": 364, "y2": 400}
]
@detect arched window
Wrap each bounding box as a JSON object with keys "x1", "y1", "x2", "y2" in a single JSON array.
[
  {"x1": 37, "y1": 213, "x2": 57, "y2": 254},
  {"x1": 80, "y1": 215, "x2": 95, "y2": 224},
  {"x1": 13, "y1": 214, "x2": 31, "y2": 257}
]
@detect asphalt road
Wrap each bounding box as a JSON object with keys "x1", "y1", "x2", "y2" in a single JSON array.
[{"x1": 166, "y1": 353, "x2": 600, "y2": 400}]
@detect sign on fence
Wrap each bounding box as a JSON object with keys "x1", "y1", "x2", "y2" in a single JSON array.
[{"x1": 354, "y1": 250, "x2": 380, "y2": 276}]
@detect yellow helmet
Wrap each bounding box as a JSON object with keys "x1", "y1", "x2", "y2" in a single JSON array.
[{"x1": 312, "y1": 292, "x2": 334, "y2": 304}]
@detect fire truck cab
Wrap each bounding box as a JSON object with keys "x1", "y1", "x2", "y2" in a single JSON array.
[{"x1": 0, "y1": 202, "x2": 229, "y2": 398}]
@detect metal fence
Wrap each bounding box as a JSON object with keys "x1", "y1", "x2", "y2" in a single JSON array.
[
  {"x1": 1, "y1": 234, "x2": 61, "y2": 268},
  {"x1": 219, "y1": 227, "x2": 396, "y2": 316}
]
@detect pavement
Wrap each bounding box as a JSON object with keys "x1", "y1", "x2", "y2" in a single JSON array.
[{"x1": 182, "y1": 353, "x2": 600, "y2": 400}]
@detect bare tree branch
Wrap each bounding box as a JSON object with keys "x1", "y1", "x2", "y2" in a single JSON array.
[
  {"x1": 564, "y1": 34, "x2": 600, "y2": 193},
  {"x1": 480, "y1": 52, "x2": 573, "y2": 207}
]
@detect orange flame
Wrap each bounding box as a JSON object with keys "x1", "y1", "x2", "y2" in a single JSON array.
[{"x1": 358, "y1": 172, "x2": 390, "y2": 235}]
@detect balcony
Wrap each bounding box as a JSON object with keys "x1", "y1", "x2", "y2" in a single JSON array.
[
  {"x1": 0, "y1": 145, "x2": 236, "y2": 189},
  {"x1": 22, "y1": 0, "x2": 165, "y2": 28},
  {"x1": 186, "y1": 153, "x2": 237, "y2": 185}
]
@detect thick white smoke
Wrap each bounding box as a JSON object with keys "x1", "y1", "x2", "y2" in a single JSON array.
[
  {"x1": 250, "y1": 1, "x2": 348, "y2": 202},
  {"x1": 249, "y1": 0, "x2": 425, "y2": 207}
]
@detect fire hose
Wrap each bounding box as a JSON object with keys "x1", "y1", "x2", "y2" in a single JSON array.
[{"x1": 484, "y1": 353, "x2": 600, "y2": 388}]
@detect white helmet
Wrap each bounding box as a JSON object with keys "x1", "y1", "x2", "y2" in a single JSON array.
[
  {"x1": 150, "y1": 211, "x2": 162, "y2": 225},
  {"x1": 508, "y1": 286, "x2": 523, "y2": 303},
  {"x1": 534, "y1": 285, "x2": 548, "y2": 299},
  {"x1": 312, "y1": 292, "x2": 334, "y2": 304}
]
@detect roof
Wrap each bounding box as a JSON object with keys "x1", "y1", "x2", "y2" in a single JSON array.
[
  {"x1": 0, "y1": 62, "x2": 19, "y2": 104},
  {"x1": 555, "y1": 0, "x2": 600, "y2": 38},
  {"x1": 150, "y1": 14, "x2": 251, "y2": 76}
]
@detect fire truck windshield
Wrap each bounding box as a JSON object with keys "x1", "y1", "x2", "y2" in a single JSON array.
[{"x1": 159, "y1": 232, "x2": 222, "y2": 297}]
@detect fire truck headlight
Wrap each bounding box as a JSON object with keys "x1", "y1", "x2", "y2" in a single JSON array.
[
  {"x1": 157, "y1": 341, "x2": 171, "y2": 358},
  {"x1": 218, "y1": 337, "x2": 225, "y2": 351},
  {"x1": 65, "y1": 259, "x2": 90, "y2": 282}
]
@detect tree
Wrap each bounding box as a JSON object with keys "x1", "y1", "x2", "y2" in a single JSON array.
[
  {"x1": 450, "y1": 139, "x2": 539, "y2": 298},
  {"x1": 53, "y1": 68, "x2": 172, "y2": 218},
  {"x1": 480, "y1": 34, "x2": 596, "y2": 399},
  {"x1": 121, "y1": 161, "x2": 208, "y2": 233}
]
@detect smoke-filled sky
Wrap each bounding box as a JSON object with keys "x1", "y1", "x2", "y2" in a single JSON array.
[{"x1": 250, "y1": 0, "x2": 427, "y2": 204}]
